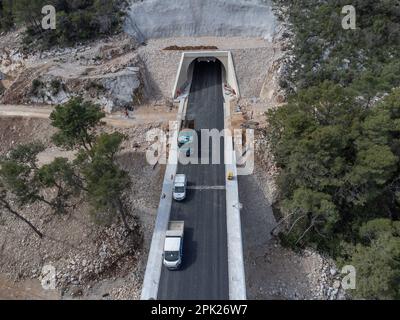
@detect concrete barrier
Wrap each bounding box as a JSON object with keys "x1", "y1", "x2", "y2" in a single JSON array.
[
  {"x1": 224, "y1": 97, "x2": 247, "y2": 300},
  {"x1": 140, "y1": 96, "x2": 189, "y2": 300}
]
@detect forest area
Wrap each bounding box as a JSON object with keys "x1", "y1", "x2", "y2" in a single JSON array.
[
  {"x1": 269, "y1": 0, "x2": 400, "y2": 299},
  {"x1": 0, "y1": 0, "x2": 125, "y2": 49}
]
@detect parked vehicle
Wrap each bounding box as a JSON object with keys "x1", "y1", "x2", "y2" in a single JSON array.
[
  {"x1": 163, "y1": 221, "x2": 184, "y2": 270},
  {"x1": 173, "y1": 174, "x2": 187, "y2": 201}
]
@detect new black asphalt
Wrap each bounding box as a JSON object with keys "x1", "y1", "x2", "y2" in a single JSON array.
[{"x1": 157, "y1": 60, "x2": 229, "y2": 300}]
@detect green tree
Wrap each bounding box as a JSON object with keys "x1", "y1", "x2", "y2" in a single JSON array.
[
  {"x1": 82, "y1": 132, "x2": 133, "y2": 232},
  {"x1": 50, "y1": 99, "x2": 136, "y2": 234},
  {"x1": 13, "y1": 0, "x2": 126, "y2": 49},
  {"x1": 50, "y1": 97, "x2": 105, "y2": 152},
  {"x1": 0, "y1": 142, "x2": 47, "y2": 238},
  {"x1": 36, "y1": 157, "x2": 82, "y2": 213},
  {"x1": 12, "y1": 0, "x2": 47, "y2": 33},
  {"x1": 269, "y1": 0, "x2": 400, "y2": 299},
  {"x1": 0, "y1": 142, "x2": 79, "y2": 214},
  {"x1": 281, "y1": 187, "x2": 339, "y2": 247},
  {"x1": 346, "y1": 219, "x2": 400, "y2": 300},
  {"x1": 0, "y1": 0, "x2": 14, "y2": 32},
  {"x1": 345, "y1": 145, "x2": 398, "y2": 207},
  {"x1": 0, "y1": 142, "x2": 47, "y2": 207}
]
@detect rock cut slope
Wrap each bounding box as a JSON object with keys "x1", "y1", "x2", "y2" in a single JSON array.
[{"x1": 124, "y1": 0, "x2": 277, "y2": 42}]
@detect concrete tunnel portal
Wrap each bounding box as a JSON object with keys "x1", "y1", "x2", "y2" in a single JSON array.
[{"x1": 172, "y1": 51, "x2": 240, "y2": 100}]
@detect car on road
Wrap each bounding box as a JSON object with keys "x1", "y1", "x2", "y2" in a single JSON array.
[
  {"x1": 177, "y1": 129, "x2": 194, "y2": 147},
  {"x1": 178, "y1": 119, "x2": 195, "y2": 148},
  {"x1": 163, "y1": 221, "x2": 184, "y2": 270},
  {"x1": 173, "y1": 174, "x2": 187, "y2": 201}
]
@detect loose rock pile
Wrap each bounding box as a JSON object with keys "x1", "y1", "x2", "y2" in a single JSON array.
[{"x1": 302, "y1": 249, "x2": 347, "y2": 300}]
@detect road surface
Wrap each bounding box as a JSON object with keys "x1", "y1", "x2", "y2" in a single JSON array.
[{"x1": 157, "y1": 60, "x2": 229, "y2": 299}]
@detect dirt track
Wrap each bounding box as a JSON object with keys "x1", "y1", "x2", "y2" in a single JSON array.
[{"x1": 0, "y1": 104, "x2": 176, "y2": 127}]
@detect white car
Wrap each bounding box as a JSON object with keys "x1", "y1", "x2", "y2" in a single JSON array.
[{"x1": 173, "y1": 174, "x2": 187, "y2": 201}]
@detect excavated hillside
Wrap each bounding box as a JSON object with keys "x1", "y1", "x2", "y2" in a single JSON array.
[{"x1": 124, "y1": 0, "x2": 278, "y2": 42}]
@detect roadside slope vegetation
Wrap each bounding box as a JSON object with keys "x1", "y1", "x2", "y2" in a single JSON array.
[
  {"x1": 0, "y1": 0, "x2": 125, "y2": 49},
  {"x1": 269, "y1": 0, "x2": 400, "y2": 299}
]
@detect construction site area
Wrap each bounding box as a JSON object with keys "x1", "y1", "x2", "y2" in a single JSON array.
[{"x1": 0, "y1": 0, "x2": 343, "y2": 300}]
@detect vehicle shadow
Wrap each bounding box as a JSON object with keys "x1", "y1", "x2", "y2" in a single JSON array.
[
  {"x1": 180, "y1": 226, "x2": 197, "y2": 270},
  {"x1": 185, "y1": 182, "x2": 196, "y2": 201}
]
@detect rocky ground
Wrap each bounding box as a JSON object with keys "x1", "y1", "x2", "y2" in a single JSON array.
[
  {"x1": 0, "y1": 116, "x2": 165, "y2": 300},
  {"x1": 246, "y1": 240, "x2": 347, "y2": 300}
]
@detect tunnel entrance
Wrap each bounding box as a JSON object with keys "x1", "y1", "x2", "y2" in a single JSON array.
[
  {"x1": 187, "y1": 58, "x2": 226, "y2": 91},
  {"x1": 172, "y1": 51, "x2": 239, "y2": 100}
]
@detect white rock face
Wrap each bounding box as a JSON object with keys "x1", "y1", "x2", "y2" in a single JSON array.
[
  {"x1": 27, "y1": 67, "x2": 141, "y2": 112},
  {"x1": 124, "y1": 0, "x2": 277, "y2": 41},
  {"x1": 101, "y1": 68, "x2": 141, "y2": 111}
]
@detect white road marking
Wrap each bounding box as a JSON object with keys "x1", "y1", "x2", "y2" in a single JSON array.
[{"x1": 187, "y1": 185, "x2": 226, "y2": 190}]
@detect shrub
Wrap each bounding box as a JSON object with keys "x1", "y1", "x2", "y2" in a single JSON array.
[{"x1": 30, "y1": 78, "x2": 44, "y2": 95}]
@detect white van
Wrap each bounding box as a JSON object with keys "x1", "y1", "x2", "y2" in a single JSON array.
[
  {"x1": 163, "y1": 221, "x2": 184, "y2": 270},
  {"x1": 173, "y1": 174, "x2": 187, "y2": 201}
]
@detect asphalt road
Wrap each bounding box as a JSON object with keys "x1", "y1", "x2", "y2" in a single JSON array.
[{"x1": 157, "y1": 60, "x2": 229, "y2": 300}]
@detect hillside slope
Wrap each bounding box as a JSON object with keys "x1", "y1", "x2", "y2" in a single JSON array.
[{"x1": 124, "y1": 0, "x2": 278, "y2": 41}]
